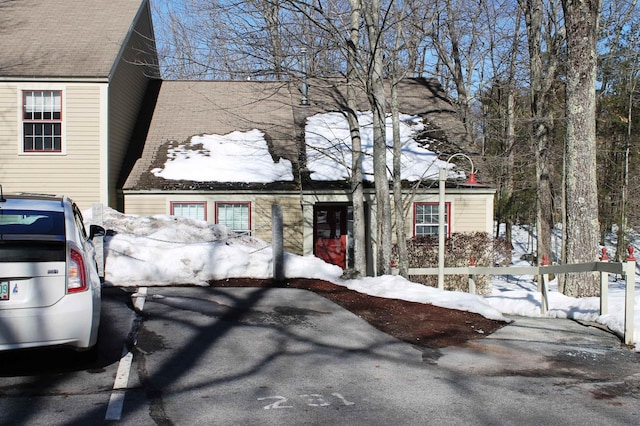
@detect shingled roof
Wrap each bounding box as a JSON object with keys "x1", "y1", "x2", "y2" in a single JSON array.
[
  {"x1": 0, "y1": 0, "x2": 149, "y2": 79},
  {"x1": 124, "y1": 77, "x2": 471, "y2": 191}
]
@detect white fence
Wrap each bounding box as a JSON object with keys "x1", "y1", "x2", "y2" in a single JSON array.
[{"x1": 403, "y1": 250, "x2": 637, "y2": 346}]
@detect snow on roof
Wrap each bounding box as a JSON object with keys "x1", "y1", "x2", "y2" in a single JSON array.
[
  {"x1": 151, "y1": 130, "x2": 294, "y2": 183},
  {"x1": 149, "y1": 111, "x2": 447, "y2": 183},
  {"x1": 305, "y1": 111, "x2": 444, "y2": 181}
]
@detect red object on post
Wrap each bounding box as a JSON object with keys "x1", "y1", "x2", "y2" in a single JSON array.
[
  {"x1": 627, "y1": 246, "x2": 636, "y2": 261},
  {"x1": 600, "y1": 247, "x2": 610, "y2": 261}
]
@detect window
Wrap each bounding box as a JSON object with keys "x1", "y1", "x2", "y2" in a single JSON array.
[
  {"x1": 216, "y1": 202, "x2": 251, "y2": 235},
  {"x1": 23, "y1": 91, "x2": 62, "y2": 152},
  {"x1": 171, "y1": 202, "x2": 207, "y2": 221},
  {"x1": 414, "y1": 202, "x2": 450, "y2": 237}
]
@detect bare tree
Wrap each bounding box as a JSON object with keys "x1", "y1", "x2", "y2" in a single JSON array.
[
  {"x1": 426, "y1": 0, "x2": 488, "y2": 138},
  {"x1": 390, "y1": 1, "x2": 410, "y2": 277},
  {"x1": 362, "y1": 0, "x2": 393, "y2": 275},
  {"x1": 561, "y1": 0, "x2": 602, "y2": 297},
  {"x1": 519, "y1": 0, "x2": 565, "y2": 268},
  {"x1": 347, "y1": 0, "x2": 367, "y2": 277}
]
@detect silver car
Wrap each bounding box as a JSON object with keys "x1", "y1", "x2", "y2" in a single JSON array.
[{"x1": 0, "y1": 191, "x2": 104, "y2": 352}]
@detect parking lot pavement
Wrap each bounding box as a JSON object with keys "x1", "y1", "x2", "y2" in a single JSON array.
[{"x1": 122, "y1": 287, "x2": 640, "y2": 425}]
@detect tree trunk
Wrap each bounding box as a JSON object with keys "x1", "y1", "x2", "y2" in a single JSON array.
[
  {"x1": 363, "y1": 0, "x2": 392, "y2": 275},
  {"x1": 391, "y1": 1, "x2": 409, "y2": 277},
  {"x1": 261, "y1": 0, "x2": 284, "y2": 80},
  {"x1": 391, "y1": 80, "x2": 408, "y2": 276},
  {"x1": 503, "y1": 10, "x2": 521, "y2": 266},
  {"x1": 615, "y1": 74, "x2": 634, "y2": 261},
  {"x1": 562, "y1": 0, "x2": 602, "y2": 297},
  {"x1": 347, "y1": 0, "x2": 367, "y2": 277},
  {"x1": 535, "y1": 127, "x2": 553, "y2": 265},
  {"x1": 520, "y1": 0, "x2": 559, "y2": 268}
]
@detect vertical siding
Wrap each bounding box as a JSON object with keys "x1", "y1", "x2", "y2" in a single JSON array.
[
  {"x1": 108, "y1": 3, "x2": 158, "y2": 209},
  {"x1": 0, "y1": 82, "x2": 103, "y2": 211}
]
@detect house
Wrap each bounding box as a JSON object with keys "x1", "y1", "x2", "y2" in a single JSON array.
[
  {"x1": 0, "y1": 1, "x2": 494, "y2": 275},
  {"x1": 122, "y1": 78, "x2": 496, "y2": 274},
  {"x1": 0, "y1": 0, "x2": 159, "y2": 211}
]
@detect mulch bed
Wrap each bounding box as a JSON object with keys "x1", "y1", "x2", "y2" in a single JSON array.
[{"x1": 209, "y1": 277, "x2": 507, "y2": 349}]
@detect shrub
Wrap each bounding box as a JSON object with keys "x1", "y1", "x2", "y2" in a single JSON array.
[{"x1": 394, "y1": 232, "x2": 510, "y2": 295}]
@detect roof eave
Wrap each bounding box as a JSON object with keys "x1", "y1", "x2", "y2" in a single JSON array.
[{"x1": 0, "y1": 76, "x2": 110, "y2": 83}]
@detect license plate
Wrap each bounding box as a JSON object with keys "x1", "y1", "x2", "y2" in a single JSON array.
[{"x1": 0, "y1": 282, "x2": 9, "y2": 300}]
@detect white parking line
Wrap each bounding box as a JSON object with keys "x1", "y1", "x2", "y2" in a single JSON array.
[{"x1": 105, "y1": 287, "x2": 147, "y2": 421}]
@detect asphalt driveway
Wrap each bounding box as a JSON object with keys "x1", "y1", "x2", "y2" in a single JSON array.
[{"x1": 119, "y1": 287, "x2": 640, "y2": 425}]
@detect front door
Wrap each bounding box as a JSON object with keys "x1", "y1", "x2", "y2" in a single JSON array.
[{"x1": 313, "y1": 205, "x2": 348, "y2": 269}]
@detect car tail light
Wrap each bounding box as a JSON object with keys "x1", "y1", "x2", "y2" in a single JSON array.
[{"x1": 68, "y1": 248, "x2": 87, "y2": 293}]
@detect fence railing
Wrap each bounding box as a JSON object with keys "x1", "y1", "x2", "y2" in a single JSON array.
[{"x1": 400, "y1": 247, "x2": 637, "y2": 346}]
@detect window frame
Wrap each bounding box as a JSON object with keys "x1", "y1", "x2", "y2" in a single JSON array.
[
  {"x1": 413, "y1": 202, "x2": 451, "y2": 238},
  {"x1": 215, "y1": 202, "x2": 252, "y2": 235},
  {"x1": 170, "y1": 201, "x2": 208, "y2": 221},
  {"x1": 21, "y1": 90, "x2": 64, "y2": 154}
]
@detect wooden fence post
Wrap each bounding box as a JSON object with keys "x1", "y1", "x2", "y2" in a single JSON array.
[
  {"x1": 623, "y1": 246, "x2": 636, "y2": 346},
  {"x1": 272, "y1": 204, "x2": 284, "y2": 282},
  {"x1": 599, "y1": 247, "x2": 610, "y2": 315},
  {"x1": 539, "y1": 254, "x2": 550, "y2": 314},
  {"x1": 468, "y1": 256, "x2": 476, "y2": 294}
]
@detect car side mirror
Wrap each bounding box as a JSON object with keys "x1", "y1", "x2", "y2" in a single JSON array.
[{"x1": 89, "y1": 224, "x2": 106, "y2": 239}]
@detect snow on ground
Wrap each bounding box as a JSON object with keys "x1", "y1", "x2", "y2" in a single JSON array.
[{"x1": 86, "y1": 207, "x2": 640, "y2": 351}]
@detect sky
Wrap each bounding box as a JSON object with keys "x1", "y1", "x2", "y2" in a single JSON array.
[{"x1": 86, "y1": 207, "x2": 640, "y2": 352}]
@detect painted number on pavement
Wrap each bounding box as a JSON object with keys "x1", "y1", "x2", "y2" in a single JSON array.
[{"x1": 258, "y1": 393, "x2": 355, "y2": 409}]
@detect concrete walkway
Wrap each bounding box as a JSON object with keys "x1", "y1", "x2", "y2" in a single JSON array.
[{"x1": 436, "y1": 316, "x2": 640, "y2": 381}]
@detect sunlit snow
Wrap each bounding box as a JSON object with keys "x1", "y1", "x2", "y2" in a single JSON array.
[
  {"x1": 150, "y1": 112, "x2": 454, "y2": 183},
  {"x1": 86, "y1": 207, "x2": 640, "y2": 351}
]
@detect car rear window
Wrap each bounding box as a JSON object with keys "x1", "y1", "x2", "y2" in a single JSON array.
[
  {"x1": 0, "y1": 210, "x2": 66, "y2": 262},
  {"x1": 0, "y1": 210, "x2": 65, "y2": 237}
]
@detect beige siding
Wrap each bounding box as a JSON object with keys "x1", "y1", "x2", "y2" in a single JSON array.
[
  {"x1": 123, "y1": 190, "x2": 493, "y2": 258},
  {"x1": 255, "y1": 195, "x2": 304, "y2": 254},
  {"x1": 0, "y1": 83, "x2": 103, "y2": 211},
  {"x1": 123, "y1": 194, "x2": 167, "y2": 215},
  {"x1": 406, "y1": 192, "x2": 494, "y2": 237},
  {"x1": 450, "y1": 196, "x2": 491, "y2": 233},
  {"x1": 108, "y1": 4, "x2": 158, "y2": 210},
  {"x1": 0, "y1": 86, "x2": 18, "y2": 172},
  {"x1": 124, "y1": 192, "x2": 305, "y2": 254}
]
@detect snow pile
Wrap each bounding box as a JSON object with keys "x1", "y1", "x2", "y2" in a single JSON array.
[{"x1": 86, "y1": 207, "x2": 640, "y2": 351}]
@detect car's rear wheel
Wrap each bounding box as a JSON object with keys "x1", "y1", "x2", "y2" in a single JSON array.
[{"x1": 72, "y1": 336, "x2": 101, "y2": 366}]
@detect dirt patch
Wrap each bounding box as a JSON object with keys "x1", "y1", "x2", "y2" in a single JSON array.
[{"x1": 209, "y1": 277, "x2": 507, "y2": 349}]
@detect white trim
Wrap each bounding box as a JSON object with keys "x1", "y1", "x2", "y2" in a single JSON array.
[
  {"x1": 0, "y1": 77, "x2": 109, "y2": 83},
  {"x1": 16, "y1": 84, "x2": 67, "y2": 156}
]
